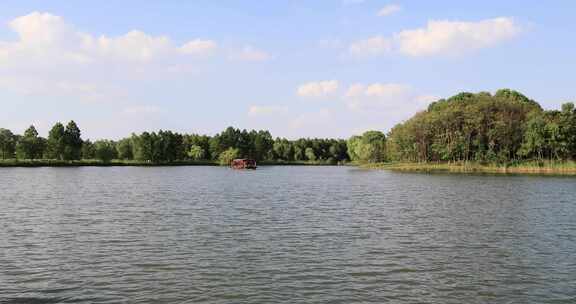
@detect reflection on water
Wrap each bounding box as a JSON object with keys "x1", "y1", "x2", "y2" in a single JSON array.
[{"x1": 1, "y1": 166, "x2": 575, "y2": 303}]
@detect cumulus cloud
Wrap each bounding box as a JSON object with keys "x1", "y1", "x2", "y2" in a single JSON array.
[
  {"x1": 296, "y1": 80, "x2": 339, "y2": 98},
  {"x1": 179, "y1": 39, "x2": 217, "y2": 56},
  {"x1": 248, "y1": 105, "x2": 288, "y2": 117},
  {"x1": 348, "y1": 36, "x2": 392, "y2": 58},
  {"x1": 377, "y1": 4, "x2": 401, "y2": 17},
  {"x1": 0, "y1": 12, "x2": 220, "y2": 65},
  {"x1": 83, "y1": 30, "x2": 173, "y2": 62},
  {"x1": 348, "y1": 17, "x2": 521, "y2": 58},
  {"x1": 0, "y1": 11, "x2": 233, "y2": 116},
  {"x1": 396, "y1": 17, "x2": 521, "y2": 56},
  {"x1": 229, "y1": 45, "x2": 271, "y2": 62}
]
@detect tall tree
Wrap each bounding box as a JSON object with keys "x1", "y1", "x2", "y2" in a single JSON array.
[
  {"x1": 116, "y1": 138, "x2": 134, "y2": 160},
  {"x1": 16, "y1": 125, "x2": 45, "y2": 159},
  {"x1": 46, "y1": 123, "x2": 66, "y2": 160},
  {"x1": 81, "y1": 140, "x2": 96, "y2": 159},
  {"x1": 63, "y1": 120, "x2": 83, "y2": 160},
  {"x1": 0, "y1": 128, "x2": 16, "y2": 159}
]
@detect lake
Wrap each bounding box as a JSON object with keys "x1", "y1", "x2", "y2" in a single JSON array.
[{"x1": 1, "y1": 166, "x2": 575, "y2": 303}]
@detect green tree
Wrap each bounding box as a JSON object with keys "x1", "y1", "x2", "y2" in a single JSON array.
[
  {"x1": 81, "y1": 140, "x2": 96, "y2": 159},
  {"x1": 183, "y1": 134, "x2": 211, "y2": 160},
  {"x1": 132, "y1": 132, "x2": 154, "y2": 162},
  {"x1": 560, "y1": 103, "x2": 576, "y2": 159},
  {"x1": 63, "y1": 120, "x2": 83, "y2": 160},
  {"x1": 218, "y1": 147, "x2": 239, "y2": 166},
  {"x1": 347, "y1": 131, "x2": 386, "y2": 163},
  {"x1": 46, "y1": 122, "x2": 66, "y2": 160},
  {"x1": 347, "y1": 136, "x2": 362, "y2": 162},
  {"x1": 0, "y1": 128, "x2": 16, "y2": 159},
  {"x1": 94, "y1": 140, "x2": 117, "y2": 162},
  {"x1": 518, "y1": 113, "x2": 546, "y2": 160},
  {"x1": 116, "y1": 138, "x2": 134, "y2": 160},
  {"x1": 386, "y1": 90, "x2": 541, "y2": 163},
  {"x1": 16, "y1": 125, "x2": 46, "y2": 159},
  {"x1": 252, "y1": 130, "x2": 273, "y2": 160},
  {"x1": 273, "y1": 138, "x2": 294, "y2": 161},
  {"x1": 304, "y1": 147, "x2": 316, "y2": 161},
  {"x1": 187, "y1": 145, "x2": 205, "y2": 160}
]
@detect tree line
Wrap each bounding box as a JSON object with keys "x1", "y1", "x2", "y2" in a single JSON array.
[
  {"x1": 385, "y1": 89, "x2": 576, "y2": 163},
  {"x1": 0, "y1": 124, "x2": 352, "y2": 164},
  {"x1": 2, "y1": 89, "x2": 572, "y2": 166}
]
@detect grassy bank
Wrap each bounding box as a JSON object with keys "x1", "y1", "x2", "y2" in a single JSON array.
[
  {"x1": 259, "y1": 160, "x2": 346, "y2": 166},
  {"x1": 0, "y1": 159, "x2": 344, "y2": 168},
  {"x1": 364, "y1": 161, "x2": 576, "y2": 175}
]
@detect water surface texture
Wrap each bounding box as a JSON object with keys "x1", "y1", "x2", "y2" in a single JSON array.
[{"x1": 1, "y1": 166, "x2": 575, "y2": 303}]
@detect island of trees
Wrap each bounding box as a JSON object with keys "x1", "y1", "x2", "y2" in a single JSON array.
[{"x1": 1, "y1": 89, "x2": 575, "y2": 173}]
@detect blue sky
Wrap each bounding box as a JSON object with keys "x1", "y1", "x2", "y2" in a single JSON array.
[{"x1": 0, "y1": 1, "x2": 574, "y2": 139}]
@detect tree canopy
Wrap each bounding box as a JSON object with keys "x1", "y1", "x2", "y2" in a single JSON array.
[
  {"x1": 2, "y1": 89, "x2": 573, "y2": 166},
  {"x1": 0, "y1": 122, "x2": 350, "y2": 164},
  {"x1": 385, "y1": 89, "x2": 576, "y2": 163}
]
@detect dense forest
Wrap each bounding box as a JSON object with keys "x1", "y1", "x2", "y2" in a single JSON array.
[
  {"x1": 386, "y1": 89, "x2": 576, "y2": 163},
  {"x1": 0, "y1": 123, "x2": 351, "y2": 164},
  {"x1": 1, "y1": 89, "x2": 574, "y2": 166}
]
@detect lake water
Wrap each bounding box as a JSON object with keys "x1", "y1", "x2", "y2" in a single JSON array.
[{"x1": 1, "y1": 166, "x2": 575, "y2": 303}]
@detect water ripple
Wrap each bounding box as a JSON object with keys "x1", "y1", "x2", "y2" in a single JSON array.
[{"x1": 1, "y1": 166, "x2": 575, "y2": 303}]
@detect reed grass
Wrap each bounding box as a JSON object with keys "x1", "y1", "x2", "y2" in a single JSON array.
[{"x1": 364, "y1": 160, "x2": 576, "y2": 175}]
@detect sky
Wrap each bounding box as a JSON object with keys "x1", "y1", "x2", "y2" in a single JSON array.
[{"x1": 0, "y1": 1, "x2": 574, "y2": 140}]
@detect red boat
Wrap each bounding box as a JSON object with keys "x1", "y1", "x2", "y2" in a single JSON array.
[{"x1": 230, "y1": 159, "x2": 257, "y2": 169}]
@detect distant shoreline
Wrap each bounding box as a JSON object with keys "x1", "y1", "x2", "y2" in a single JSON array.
[
  {"x1": 364, "y1": 161, "x2": 576, "y2": 175},
  {"x1": 3, "y1": 160, "x2": 576, "y2": 176},
  {"x1": 0, "y1": 159, "x2": 343, "y2": 168}
]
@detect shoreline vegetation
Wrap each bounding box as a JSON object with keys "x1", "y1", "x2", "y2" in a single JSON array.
[
  {"x1": 0, "y1": 159, "x2": 343, "y2": 168},
  {"x1": 362, "y1": 161, "x2": 576, "y2": 175},
  {"x1": 2, "y1": 158, "x2": 576, "y2": 176},
  {"x1": 2, "y1": 89, "x2": 576, "y2": 175}
]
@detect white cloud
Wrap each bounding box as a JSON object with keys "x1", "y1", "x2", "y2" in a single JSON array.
[
  {"x1": 347, "y1": 17, "x2": 521, "y2": 58},
  {"x1": 0, "y1": 12, "x2": 222, "y2": 65},
  {"x1": 377, "y1": 4, "x2": 401, "y2": 17},
  {"x1": 396, "y1": 17, "x2": 521, "y2": 56},
  {"x1": 10, "y1": 12, "x2": 70, "y2": 46},
  {"x1": 297, "y1": 80, "x2": 339, "y2": 98},
  {"x1": 229, "y1": 45, "x2": 271, "y2": 62},
  {"x1": 84, "y1": 30, "x2": 173, "y2": 62},
  {"x1": 179, "y1": 39, "x2": 217, "y2": 56},
  {"x1": 0, "y1": 11, "x2": 235, "y2": 112},
  {"x1": 348, "y1": 36, "x2": 392, "y2": 58},
  {"x1": 248, "y1": 105, "x2": 288, "y2": 117}
]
